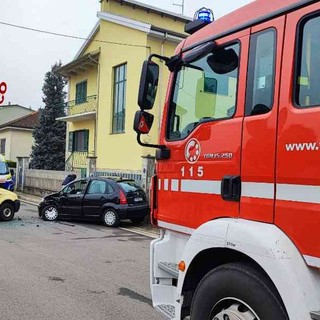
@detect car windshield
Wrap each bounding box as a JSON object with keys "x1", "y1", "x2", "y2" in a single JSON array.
[
  {"x1": 0, "y1": 161, "x2": 9, "y2": 175},
  {"x1": 118, "y1": 181, "x2": 142, "y2": 193}
]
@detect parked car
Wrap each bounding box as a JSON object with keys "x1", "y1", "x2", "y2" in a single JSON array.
[
  {"x1": 0, "y1": 188, "x2": 20, "y2": 221},
  {"x1": 38, "y1": 177, "x2": 149, "y2": 227}
]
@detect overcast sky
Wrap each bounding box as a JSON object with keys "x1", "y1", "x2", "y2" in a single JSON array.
[{"x1": 0, "y1": 0, "x2": 253, "y2": 109}]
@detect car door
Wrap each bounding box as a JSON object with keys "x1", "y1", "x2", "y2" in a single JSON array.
[
  {"x1": 58, "y1": 180, "x2": 87, "y2": 217},
  {"x1": 82, "y1": 180, "x2": 115, "y2": 218},
  {"x1": 156, "y1": 30, "x2": 249, "y2": 230}
]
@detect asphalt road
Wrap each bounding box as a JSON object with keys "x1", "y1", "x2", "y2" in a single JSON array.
[{"x1": 0, "y1": 202, "x2": 163, "y2": 320}]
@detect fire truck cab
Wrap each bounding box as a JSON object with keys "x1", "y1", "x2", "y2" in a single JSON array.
[{"x1": 134, "y1": 0, "x2": 320, "y2": 319}]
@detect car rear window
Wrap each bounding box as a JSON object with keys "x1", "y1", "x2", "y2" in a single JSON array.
[{"x1": 118, "y1": 181, "x2": 142, "y2": 193}]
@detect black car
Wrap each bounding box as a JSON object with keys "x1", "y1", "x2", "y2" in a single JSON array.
[{"x1": 38, "y1": 177, "x2": 149, "y2": 227}]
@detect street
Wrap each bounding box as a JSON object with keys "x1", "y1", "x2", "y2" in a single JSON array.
[{"x1": 0, "y1": 202, "x2": 162, "y2": 320}]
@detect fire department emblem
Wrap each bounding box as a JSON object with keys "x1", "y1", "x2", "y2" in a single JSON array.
[{"x1": 185, "y1": 138, "x2": 201, "y2": 164}]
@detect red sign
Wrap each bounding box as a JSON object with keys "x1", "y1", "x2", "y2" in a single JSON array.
[{"x1": 0, "y1": 82, "x2": 7, "y2": 105}]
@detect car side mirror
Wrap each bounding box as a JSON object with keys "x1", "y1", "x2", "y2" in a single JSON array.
[
  {"x1": 133, "y1": 110, "x2": 154, "y2": 134},
  {"x1": 138, "y1": 60, "x2": 159, "y2": 110}
]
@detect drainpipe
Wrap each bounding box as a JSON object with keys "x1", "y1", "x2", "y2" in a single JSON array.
[{"x1": 88, "y1": 52, "x2": 100, "y2": 161}]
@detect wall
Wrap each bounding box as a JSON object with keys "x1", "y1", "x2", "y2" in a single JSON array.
[
  {"x1": 95, "y1": 20, "x2": 147, "y2": 171},
  {"x1": 10, "y1": 129, "x2": 33, "y2": 161},
  {"x1": 0, "y1": 128, "x2": 33, "y2": 162},
  {"x1": 24, "y1": 169, "x2": 80, "y2": 196}
]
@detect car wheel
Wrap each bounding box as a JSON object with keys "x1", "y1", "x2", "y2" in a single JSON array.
[
  {"x1": 0, "y1": 203, "x2": 15, "y2": 221},
  {"x1": 190, "y1": 262, "x2": 288, "y2": 320},
  {"x1": 42, "y1": 205, "x2": 59, "y2": 221},
  {"x1": 130, "y1": 217, "x2": 145, "y2": 224},
  {"x1": 102, "y1": 209, "x2": 120, "y2": 227}
]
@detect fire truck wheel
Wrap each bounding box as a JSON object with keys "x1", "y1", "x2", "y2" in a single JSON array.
[
  {"x1": 190, "y1": 262, "x2": 288, "y2": 320},
  {"x1": 0, "y1": 203, "x2": 15, "y2": 221}
]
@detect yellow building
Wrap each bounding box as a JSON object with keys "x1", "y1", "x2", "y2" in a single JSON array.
[{"x1": 57, "y1": 0, "x2": 190, "y2": 183}]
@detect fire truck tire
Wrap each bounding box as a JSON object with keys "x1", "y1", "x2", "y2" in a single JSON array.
[{"x1": 190, "y1": 262, "x2": 288, "y2": 320}]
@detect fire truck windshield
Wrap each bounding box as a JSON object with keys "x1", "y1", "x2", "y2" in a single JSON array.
[{"x1": 168, "y1": 43, "x2": 239, "y2": 140}]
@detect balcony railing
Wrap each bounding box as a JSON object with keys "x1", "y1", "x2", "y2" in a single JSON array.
[
  {"x1": 65, "y1": 151, "x2": 88, "y2": 171},
  {"x1": 65, "y1": 95, "x2": 97, "y2": 117}
]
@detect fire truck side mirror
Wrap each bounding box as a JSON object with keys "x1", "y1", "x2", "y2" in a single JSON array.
[
  {"x1": 138, "y1": 60, "x2": 159, "y2": 110},
  {"x1": 133, "y1": 110, "x2": 154, "y2": 135}
]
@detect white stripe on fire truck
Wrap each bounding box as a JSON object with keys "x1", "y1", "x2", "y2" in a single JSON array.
[
  {"x1": 242, "y1": 182, "x2": 274, "y2": 199},
  {"x1": 158, "y1": 179, "x2": 320, "y2": 205},
  {"x1": 277, "y1": 184, "x2": 320, "y2": 204},
  {"x1": 171, "y1": 179, "x2": 179, "y2": 191},
  {"x1": 164, "y1": 179, "x2": 169, "y2": 191},
  {"x1": 180, "y1": 179, "x2": 221, "y2": 194},
  {"x1": 158, "y1": 179, "x2": 161, "y2": 191},
  {"x1": 303, "y1": 255, "x2": 320, "y2": 269}
]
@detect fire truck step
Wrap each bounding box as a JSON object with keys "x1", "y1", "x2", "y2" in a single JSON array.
[
  {"x1": 311, "y1": 311, "x2": 320, "y2": 319},
  {"x1": 155, "y1": 304, "x2": 175, "y2": 319},
  {"x1": 158, "y1": 262, "x2": 179, "y2": 278}
]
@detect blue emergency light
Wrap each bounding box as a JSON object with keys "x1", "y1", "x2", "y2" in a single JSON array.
[
  {"x1": 186, "y1": 7, "x2": 214, "y2": 35},
  {"x1": 194, "y1": 8, "x2": 214, "y2": 23}
]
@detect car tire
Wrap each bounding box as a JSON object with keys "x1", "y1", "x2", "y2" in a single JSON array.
[
  {"x1": 0, "y1": 203, "x2": 15, "y2": 221},
  {"x1": 190, "y1": 262, "x2": 288, "y2": 320},
  {"x1": 41, "y1": 205, "x2": 59, "y2": 221},
  {"x1": 102, "y1": 209, "x2": 120, "y2": 227},
  {"x1": 130, "y1": 217, "x2": 145, "y2": 224}
]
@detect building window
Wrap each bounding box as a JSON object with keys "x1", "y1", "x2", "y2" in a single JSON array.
[
  {"x1": 0, "y1": 139, "x2": 5, "y2": 154},
  {"x1": 75, "y1": 81, "x2": 87, "y2": 105},
  {"x1": 245, "y1": 29, "x2": 276, "y2": 116},
  {"x1": 295, "y1": 15, "x2": 320, "y2": 108},
  {"x1": 68, "y1": 130, "x2": 89, "y2": 152},
  {"x1": 112, "y1": 64, "x2": 127, "y2": 133}
]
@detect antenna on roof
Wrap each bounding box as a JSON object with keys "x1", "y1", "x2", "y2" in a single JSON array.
[{"x1": 172, "y1": 0, "x2": 185, "y2": 15}]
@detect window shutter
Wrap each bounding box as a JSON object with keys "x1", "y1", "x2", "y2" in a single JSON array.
[
  {"x1": 84, "y1": 130, "x2": 89, "y2": 152},
  {"x1": 68, "y1": 132, "x2": 74, "y2": 152}
]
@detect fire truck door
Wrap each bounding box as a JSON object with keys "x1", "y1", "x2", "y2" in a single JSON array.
[
  {"x1": 240, "y1": 17, "x2": 285, "y2": 223},
  {"x1": 157, "y1": 31, "x2": 249, "y2": 231},
  {"x1": 275, "y1": 3, "x2": 320, "y2": 264}
]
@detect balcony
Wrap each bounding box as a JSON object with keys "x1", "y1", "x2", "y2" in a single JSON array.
[{"x1": 57, "y1": 95, "x2": 97, "y2": 122}]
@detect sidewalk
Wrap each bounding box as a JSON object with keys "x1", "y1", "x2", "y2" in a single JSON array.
[
  {"x1": 15, "y1": 191, "x2": 160, "y2": 238},
  {"x1": 15, "y1": 191, "x2": 42, "y2": 205}
]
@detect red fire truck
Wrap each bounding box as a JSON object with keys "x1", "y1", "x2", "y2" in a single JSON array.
[{"x1": 134, "y1": 0, "x2": 320, "y2": 319}]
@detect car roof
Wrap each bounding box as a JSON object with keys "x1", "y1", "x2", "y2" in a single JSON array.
[{"x1": 89, "y1": 176, "x2": 136, "y2": 183}]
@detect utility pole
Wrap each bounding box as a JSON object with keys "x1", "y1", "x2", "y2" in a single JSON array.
[{"x1": 172, "y1": 0, "x2": 185, "y2": 15}]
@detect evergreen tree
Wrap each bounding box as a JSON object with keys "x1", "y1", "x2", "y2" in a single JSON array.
[{"x1": 30, "y1": 62, "x2": 67, "y2": 170}]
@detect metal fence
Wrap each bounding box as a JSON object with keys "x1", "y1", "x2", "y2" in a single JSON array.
[{"x1": 94, "y1": 170, "x2": 142, "y2": 185}]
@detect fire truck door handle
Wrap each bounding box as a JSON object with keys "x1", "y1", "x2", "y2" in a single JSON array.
[{"x1": 221, "y1": 175, "x2": 241, "y2": 202}]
